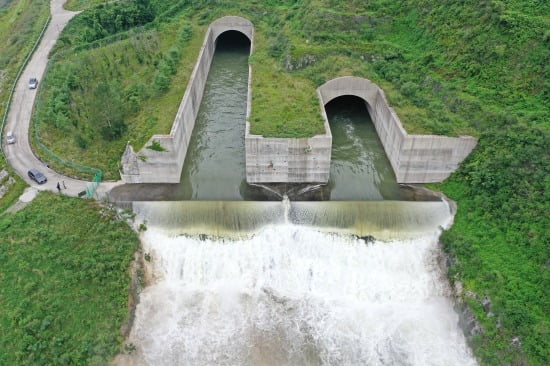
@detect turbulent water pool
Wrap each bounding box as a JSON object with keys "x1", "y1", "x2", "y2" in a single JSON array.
[{"x1": 121, "y1": 200, "x2": 476, "y2": 365}]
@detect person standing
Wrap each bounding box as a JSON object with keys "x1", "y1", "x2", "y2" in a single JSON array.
[{"x1": 56, "y1": 182, "x2": 61, "y2": 192}]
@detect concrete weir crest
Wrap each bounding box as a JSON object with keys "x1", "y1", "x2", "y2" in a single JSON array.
[{"x1": 120, "y1": 16, "x2": 254, "y2": 183}]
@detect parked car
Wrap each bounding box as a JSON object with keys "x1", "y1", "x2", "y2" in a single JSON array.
[
  {"x1": 6, "y1": 131, "x2": 15, "y2": 144},
  {"x1": 28, "y1": 168, "x2": 47, "y2": 184},
  {"x1": 29, "y1": 77, "x2": 38, "y2": 89}
]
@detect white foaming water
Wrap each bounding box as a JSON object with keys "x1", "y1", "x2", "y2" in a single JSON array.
[{"x1": 127, "y1": 222, "x2": 476, "y2": 366}]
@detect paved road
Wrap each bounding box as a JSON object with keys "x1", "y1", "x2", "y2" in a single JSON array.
[{"x1": 3, "y1": 0, "x2": 122, "y2": 198}]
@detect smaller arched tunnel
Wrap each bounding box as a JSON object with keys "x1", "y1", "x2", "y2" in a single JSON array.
[{"x1": 323, "y1": 95, "x2": 403, "y2": 200}]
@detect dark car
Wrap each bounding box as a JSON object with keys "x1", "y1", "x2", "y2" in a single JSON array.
[{"x1": 28, "y1": 168, "x2": 47, "y2": 184}]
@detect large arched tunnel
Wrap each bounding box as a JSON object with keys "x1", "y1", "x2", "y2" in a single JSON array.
[{"x1": 215, "y1": 30, "x2": 251, "y2": 52}]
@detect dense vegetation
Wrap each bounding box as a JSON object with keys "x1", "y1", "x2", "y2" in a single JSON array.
[
  {"x1": 0, "y1": 192, "x2": 139, "y2": 364},
  {"x1": 28, "y1": 0, "x2": 549, "y2": 364},
  {"x1": 0, "y1": 0, "x2": 50, "y2": 209},
  {"x1": 33, "y1": 0, "x2": 204, "y2": 179},
  {"x1": 441, "y1": 125, "x2": 549, "y2": 365}
]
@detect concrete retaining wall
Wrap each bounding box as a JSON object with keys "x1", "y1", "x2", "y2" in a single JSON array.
[
  {"x1": 120, "y1": 16, "x2": 254, "y2": 183},
  {"x1": 245, "y1": 87, "x2": 332, "y2": 183},
  {"x1": 317, "y1": 76, "x2": 477, "y2": 183},
  {"x1": 245, "y1": 130, "x2": 332, "y2": 183}
]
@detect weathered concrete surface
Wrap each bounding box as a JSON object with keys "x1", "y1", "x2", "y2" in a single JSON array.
[
  {"x1": 317, "y1": 76, "x2": 477, "y2": 183},
  {"x1": 244, "y1": 94, "x2": 332, "y2": 183},
  {"x1": 121, "y1": 16, "x2": 254, "y2": 183}
]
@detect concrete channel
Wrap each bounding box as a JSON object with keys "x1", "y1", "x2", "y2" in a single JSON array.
[{"x1": 121, "y1": 17, "x2": 477, "y2": 185}]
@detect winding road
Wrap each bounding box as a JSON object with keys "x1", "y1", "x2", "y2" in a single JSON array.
[{"x1": 3, "y1": 0, "x2": 121, "y2": 198}]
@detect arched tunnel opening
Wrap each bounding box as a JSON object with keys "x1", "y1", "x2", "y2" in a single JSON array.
[
  {"x1": 324, "y1": 95, "x2": 404, "y2": 200},
  {"x1": 215, "y1": 30, "x2": 251, "y2": 53}
]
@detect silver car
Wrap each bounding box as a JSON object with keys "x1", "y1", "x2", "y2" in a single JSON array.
[
  {"x1": 6, "y1": 131, "x2": 15, "y2": 144},
  {"x1": 29, "y1": 77, "x2": 38, "y2": 89}
]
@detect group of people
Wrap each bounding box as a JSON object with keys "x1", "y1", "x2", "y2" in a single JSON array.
[{"x1": 56, "y1": 181, "x2": 66, "y2": 192}]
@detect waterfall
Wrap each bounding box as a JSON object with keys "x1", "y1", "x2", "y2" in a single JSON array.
[{"x1": 119, "y1": 199, "x2": 477, "y2": 366}]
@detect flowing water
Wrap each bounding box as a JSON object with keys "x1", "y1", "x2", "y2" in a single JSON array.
[
  {"x1": 327, "y1": 97, "x2": 404, "y2": 201},
  {"x1": 116, "y1": 33, "x2": 476, "y2": 365},
  {"x1": 123, "y1": 200, "x2": 476, "y2": 365},
  {"x1": 176, "y1": 32, "x2": 250, "y2": 200}
]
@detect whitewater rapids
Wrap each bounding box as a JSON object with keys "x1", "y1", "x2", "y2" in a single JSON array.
[{"x1": 123, "y1": 215, "x2": 476, "y2": 365}]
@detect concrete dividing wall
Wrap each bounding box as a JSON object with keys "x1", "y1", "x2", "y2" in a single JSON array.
[
  {"x1": 317, "y1": 76, "x2": 477, "y2": 183},
  {"x1": 120, "y1": 16, "x2": 254, "y2": 183},
  {"x1": 245, "y1": 119, "x2": 332, "y2": 183},
  {"x1": 245, "y1": 79, "x2": 333, "y2": 183}
]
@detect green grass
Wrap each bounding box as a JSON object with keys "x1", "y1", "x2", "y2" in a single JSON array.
[
  {"x1": 0, "y1": 192, "x2": 140, "y2": 365},
  {"x1": 0, "y1": 156, "x2": 26, "y2": 213}
]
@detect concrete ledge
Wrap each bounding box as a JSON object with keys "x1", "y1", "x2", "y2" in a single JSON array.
[
  {"x1": 121, "y1": 16, "x2": 254, "y2": 183},
  {"x1": 317, "y1": 76, "x2": 477, "y2": 183}
]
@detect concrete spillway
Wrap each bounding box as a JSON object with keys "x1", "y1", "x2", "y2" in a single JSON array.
[
  {"x1": 113, "y1": 14, "x2": 478, "y2": 366},
  {"x1": 118, "y1": 199, "x2": 477, "y2": 365},
  {"x1": 131, "y1": 199, "x2": 452, "y2": 240},
  {"x1": 317, "y1": 77, "x2": 478, "y2": 183}
]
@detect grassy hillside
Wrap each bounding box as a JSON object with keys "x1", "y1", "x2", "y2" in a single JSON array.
[
  {"x1": 0, "y1": 192, "x2": 140, "y2": 364},
  {"x1": 440, "y1": 126, "x2": 549, "y2": 365},
  {"x1": 33, "y1": 0, "x2": 548, "y2": 177},
  {"x1": 29, "y1": 1, "x2": 549, "y2": 364},
  {"x1": 0, "y1": 0, "x2": 50, "y2": 210}
]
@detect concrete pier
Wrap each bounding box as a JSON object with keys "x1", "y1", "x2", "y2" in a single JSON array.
[{"x1": 244, "y1": 90, "x2": 332, "y2": 183}]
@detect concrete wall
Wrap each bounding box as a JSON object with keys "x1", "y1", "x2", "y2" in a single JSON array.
[
  {"x1": 245, "y1": 122, "x2": 332, "y2": 183},
  {"x1": 121, "y1": 16, "x2": 254, "y2": 183},
  {"x1": 245, "y1": 77, "x2": 333, "y2": 183},
  {"x1": 317, "y1": 76, "x2": 477, "y2": 183}
]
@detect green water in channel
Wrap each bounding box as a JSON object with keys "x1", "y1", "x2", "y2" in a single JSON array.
[
  {"x1": 326, "y1": 97, "x2": 404, "y2": 200},
  {"x1": 176, "y1": 33, "x2": 250, "y2": 200}
]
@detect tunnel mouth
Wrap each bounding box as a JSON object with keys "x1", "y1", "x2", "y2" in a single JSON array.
[
  {"x1": 324, "y1": 95, "x2": 404, "y2": 200},
  {"x1": 215, "y1": 30, "x2": 251, "y2": 52},
  {"x1": 324, "y1": 95, "x2": 370, "y2": 119}
]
